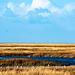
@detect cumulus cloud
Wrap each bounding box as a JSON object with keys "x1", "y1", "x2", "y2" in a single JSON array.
[
  {"x1": 7, "y1": 0, "x2": 75, "y2": 17},
  {"x1": 30, "y1": 0, "x2": 51, "y2": 10},
  {"x1": 7, "y1": 0, "x2": 51, "y2": 16},
  {"x1": 7, "y1": 2, "x2": 29, "y2": 16}
]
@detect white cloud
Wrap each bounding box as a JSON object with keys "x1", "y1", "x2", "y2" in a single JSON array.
[
  {"x1": 30, "y1": 0, "x2": 51, "y2": 10},
  {"x1": 49, "y1": 6, "x2": 60, "y2": 13},
  {"x1": 7, "y1": 1, "x2": 75, "y2": 17},
  {"x1": 64, "y1": 3, "x2": 75, "y2": 12},
  {"x1": 7, "y1": 2, "x2": 14, "y2": 12},
  {"x1": 7, "y1": 2, "x2": 28, "y2": 16},
  {"x1": 39, "y1": 12, "x2": 50, "y2": 17},
  {"x1": 19, "y1": 2, "x2": 25, "y2": 8}
]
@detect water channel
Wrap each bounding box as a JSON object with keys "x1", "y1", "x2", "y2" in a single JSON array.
[{"x1": 0, "y1": 57, "x2": 75, "y2": 66}]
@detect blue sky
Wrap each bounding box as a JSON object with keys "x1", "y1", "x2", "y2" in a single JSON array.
[{"x1": 0, "y1": 0, "x2": 75, "y2": 43}]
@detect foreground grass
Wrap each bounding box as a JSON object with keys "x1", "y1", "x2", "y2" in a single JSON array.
[{"x1": 0, "y1": 66, "x2": 75, "y2": 75}]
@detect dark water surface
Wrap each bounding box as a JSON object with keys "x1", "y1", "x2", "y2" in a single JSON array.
[{"x1": 0, "y1": 57, "x2": 75, "y2": 65}]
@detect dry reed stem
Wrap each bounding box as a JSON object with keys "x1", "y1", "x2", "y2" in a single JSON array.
[{"x1": 0, "y1": 66, "x2": 75, "y2": 75}]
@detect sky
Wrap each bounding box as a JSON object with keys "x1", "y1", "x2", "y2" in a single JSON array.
[{"x1": 0, "y1": 0, "x2": 75, "y2": 43}]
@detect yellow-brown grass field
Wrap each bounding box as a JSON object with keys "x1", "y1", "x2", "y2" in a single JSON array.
[
  {"x1": 0, "y1": 43, "x2": 75, "y2": 58},
  {"x1": 0, "y1": 43, "x2": 75, "y2": 75},
  {"x1": 0, "y1": 66, "x2": 75, "y2": 75}
]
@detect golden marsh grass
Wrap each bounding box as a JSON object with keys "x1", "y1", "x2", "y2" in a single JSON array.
[
  {"x1": 0, "y1": 43, "x2": 75, "y2": 58},
  {"x1": 0, "y1": 66, "x2": 75, "y2": 75}
]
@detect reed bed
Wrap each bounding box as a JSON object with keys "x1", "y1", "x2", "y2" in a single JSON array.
[{"x1": 0, "y1": 43, "x2": 75, "y2": 58}]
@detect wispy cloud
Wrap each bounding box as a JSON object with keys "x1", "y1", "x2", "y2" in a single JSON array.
[
  {"x1": 64, "y1": 2, "x2": 75, "y2": 12},
  {"x1": 39, "y1": 12, "x2": 50, "y2": 17},
  {"x1": 19, "y1": 2, "x2": 25, "y2": 8},
  {"x1": 7, "y1": 2, "x2": 14, "y2": 12},
  {"x1": 0, "y1": 9, "x2": 6, "y2": 16}
]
